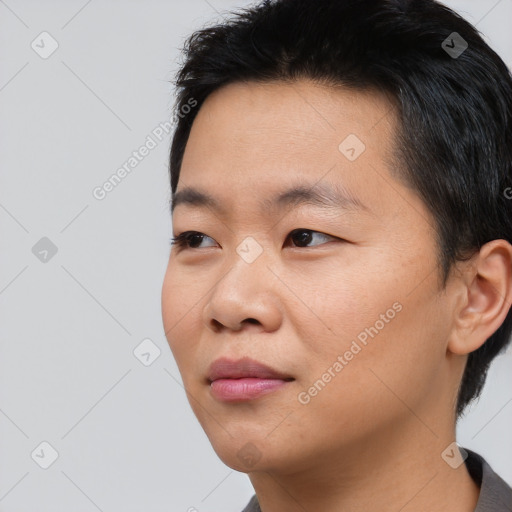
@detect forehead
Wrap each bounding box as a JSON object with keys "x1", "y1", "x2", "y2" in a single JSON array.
[
  {"x1": 185, "y1": 79, "x2": 396, "y2": 158},
  {"x1": 176, "y1": 79, "x2": 401, "y2": 218}
]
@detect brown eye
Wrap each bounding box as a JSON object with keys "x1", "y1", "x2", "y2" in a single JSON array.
[
  {"x1": 170, "y1": 231, "x2": 217, "y2": 249},
  {"x1": 287, "y1": 229, "x2": 338, "y2": 248}
]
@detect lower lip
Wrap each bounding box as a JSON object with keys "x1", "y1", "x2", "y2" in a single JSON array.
[{"x1": 210, "y1": 378, "x2": 291, "y2": 401}]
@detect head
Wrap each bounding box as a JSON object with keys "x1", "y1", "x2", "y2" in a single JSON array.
[{"x1": 162, "y1": 0, "x2": 512, "y2": 473}]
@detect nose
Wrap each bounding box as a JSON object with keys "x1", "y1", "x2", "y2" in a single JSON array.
[{"x1": 202, "y1": 253, "x2": 283, "y2": 334}]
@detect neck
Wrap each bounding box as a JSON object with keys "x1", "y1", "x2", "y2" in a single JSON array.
[{"x1": 247, "y1": 415, "x2": 480, "y2": 512}]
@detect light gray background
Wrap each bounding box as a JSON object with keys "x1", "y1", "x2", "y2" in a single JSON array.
[{"x1": 0, "y1": 0, "x2": 511, "y2": 511}]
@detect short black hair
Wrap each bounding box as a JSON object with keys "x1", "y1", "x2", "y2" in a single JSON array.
[{"x1": 168, "y1": 0, "x2": 512, "y2": 418}]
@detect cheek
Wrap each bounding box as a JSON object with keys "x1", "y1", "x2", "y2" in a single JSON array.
[
  {"x1": 291, "y1": 259, "x2": 399, "y2": 356},
  {"x1": 161, "y1": 261, "x2": 203, "y2": 370},
  {"x1": 161, "y1": 264, "x2": 178, "y2": 341},
  {"x1": 292, "y1": 303, "x2": 445, "y2": 446},
  {"x1": 295, "y1": 257, "x2": 448, "y2": 414}
]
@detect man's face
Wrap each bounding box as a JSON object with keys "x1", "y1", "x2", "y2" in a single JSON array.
[{"x1": 161, "y1": 80, "x2": 459, "y2": 473}]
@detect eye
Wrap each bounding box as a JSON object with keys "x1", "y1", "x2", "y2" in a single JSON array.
[
  {"x1": 171, "y1": 229, "x2": 339, "y2": 251},
  {"x1": 286, "y1": 229, "x2": 338, "y2": 248},
  {"x1": 170, "y1": 231, "x2": 216, "y2": 249}
]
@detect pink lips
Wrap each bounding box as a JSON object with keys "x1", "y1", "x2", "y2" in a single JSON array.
[{"x1": 207, "y1": 357, "x2": 294, "y2": 402}]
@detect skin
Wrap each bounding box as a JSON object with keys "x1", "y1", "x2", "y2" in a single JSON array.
[{"x1": 161, "y1": 79, "x2": 512, "y2": 512}]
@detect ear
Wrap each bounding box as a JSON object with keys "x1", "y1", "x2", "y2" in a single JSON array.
[{"x1": 448, "y1": 239, "x2": 512, "y2": 356}]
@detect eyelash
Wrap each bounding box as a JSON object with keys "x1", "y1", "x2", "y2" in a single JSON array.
[{"x1": 170, "y1": 229, "x2": 340, "y2": 250}]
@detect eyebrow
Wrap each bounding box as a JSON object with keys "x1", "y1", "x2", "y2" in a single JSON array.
[{"x1": 170, "y1": 182, "x2": 370, "y2": 216}]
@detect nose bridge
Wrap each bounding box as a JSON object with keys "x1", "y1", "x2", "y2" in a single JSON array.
[
  {"x1": 216, "y1": 235, "x2": 272, "y2": 301},
  {"x1": 203, "y1": 236, "x2": 282, "y2": 331},
  {"x1": 235, "y1": 234, "x2": 267, "y2": 266}
]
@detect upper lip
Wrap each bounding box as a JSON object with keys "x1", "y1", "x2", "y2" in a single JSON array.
[{"x1": 207, "y1": 357, "x2": 294, "y2": 382}]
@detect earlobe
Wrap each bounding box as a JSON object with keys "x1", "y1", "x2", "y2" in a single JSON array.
[{"x1": 448, "y1": 239, "x2": 512, "y2": 356}]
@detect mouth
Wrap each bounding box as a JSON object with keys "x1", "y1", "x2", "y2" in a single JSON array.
[{"x1": 207, "y1": 357, "x2": 295, "y2": 402}]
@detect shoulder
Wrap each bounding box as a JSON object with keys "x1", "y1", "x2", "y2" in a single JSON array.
[
  {"x1": 241, "y1": 494, "x2": 261, "y2": 512},
  {"x1": 464, "y1": 448, "x2": 512, "y2": 512}
]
